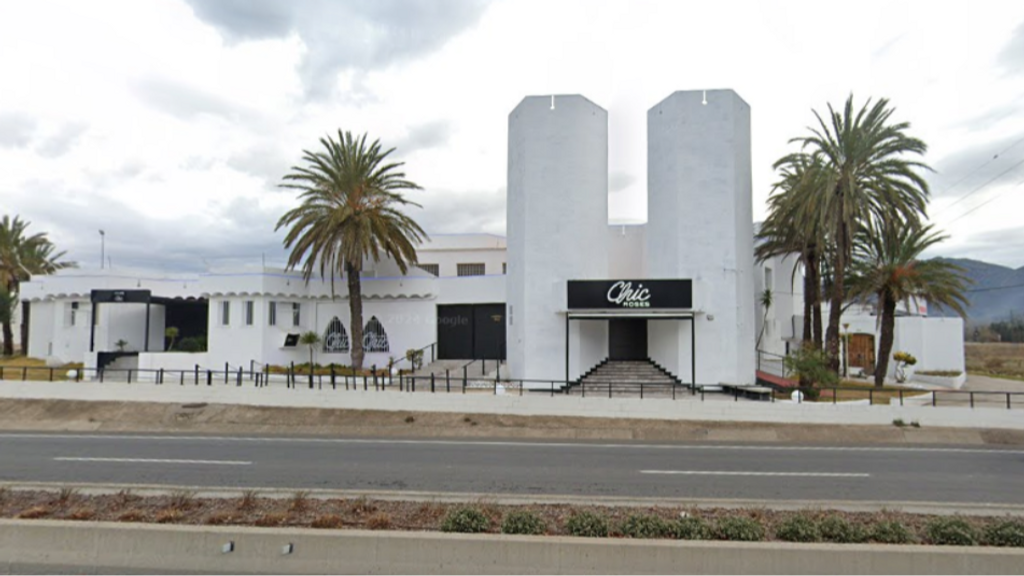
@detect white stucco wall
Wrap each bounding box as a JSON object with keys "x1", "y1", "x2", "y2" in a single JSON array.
[
  {"x1": 608, "y1": 225, "x2": 647, "y2": 278},
  {"x1": 646, "y1": 89, "x2": 755, "y2": 386},
  {"x1": 507, "y1": 95, "x2": 609, "y2": 383},
  {"x1": 416, "y1": 234, "x2": 507, "y2": 278}
]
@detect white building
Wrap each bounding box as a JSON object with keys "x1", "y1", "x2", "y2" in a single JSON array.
[{"x1": 19, "y1": 89, "x2": 963, "y2": 388}]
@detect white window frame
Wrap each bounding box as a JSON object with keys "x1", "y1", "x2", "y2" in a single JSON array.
[
  {"x1": 244, "y1": 300, "x2": 254, "y2": 326},
  {"x1": 420, "y1": 263, "x2": 439, "y2": 277},
  {"x1": 268, "y1": 301, "x2": 277, "y2": 326},
  {"x1": 220, "y1": 300, "x2": 230, "y2": 326},
  {"x1": 292, "y1": 302, "x2": 301, "y2": 327}
]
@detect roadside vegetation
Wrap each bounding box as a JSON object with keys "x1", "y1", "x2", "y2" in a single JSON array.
[
  {"x1": 1, "y1": 488, "x2": 1022, "y2": 546},
  {"x1": 966, "y1": 342, "x2": 1024, "y2": 381}
]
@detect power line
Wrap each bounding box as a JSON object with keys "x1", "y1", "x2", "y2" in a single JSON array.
[
  {"x1": 933, "y1": 155, "x2": 1024, "y2": 217},
  {"x1": 966, "y1": 282, "x2": 1024, "y2": 293},
  {"x1": 944, "y1": 176, "x2": 1024, "y2": 225},
  {"x1": 932, "y1": 134, "x2": 1024, "y2": 200}
]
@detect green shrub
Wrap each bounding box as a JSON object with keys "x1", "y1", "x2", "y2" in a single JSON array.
[
  {"x1": 176, "y1": 336, "x2": 207, "y2": 353},
  {"x1": 870, "y1": 520, "x2": 912, "y2": 544},
  {"x1": 775, "y1": 514, "x2": 821, "y2": 543},
  {"x1": 925, "y1": 517, "x2": 978, "y2": 546},
  {"x1": 984, "y1": 519, "x2": 1024, "y2": 547},
  {"x1": 715, "y1": 516, "x2": 765, "y2": 541},
  {"x1": 619, "y1": 514, "x2": 672, "y2": 539},
  {"x1": 501, "y1": 510, "x2": 545, "y2": 535},
  {"x1": 671, "y1": 516, "x2": 714, "y2": 540},
  {"x1": 440, "y1": 507, "x2": 489, "y2": 533},
  {"x1": 565, "y1": 511, "x2": 609, "y2": 538},
  {"x1": 784, "y1": 348, "x2": 839, "y2": 387},
  {"x1": 819, "y1": 515, "x2": 867, "y2": 543}
]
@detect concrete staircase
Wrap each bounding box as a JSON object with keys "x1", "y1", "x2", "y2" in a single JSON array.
[{"x1": 569, "y1": 359, "x2": 685, "y2": 397}]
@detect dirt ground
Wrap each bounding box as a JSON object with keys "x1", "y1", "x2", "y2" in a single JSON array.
[{"x1": 0, "y1": 398, "x2": 1022, "y2": 445}]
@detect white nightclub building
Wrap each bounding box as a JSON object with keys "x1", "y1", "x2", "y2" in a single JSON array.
[{"x1": 20, "y1": 89, "x2": 963, "y2": 388}]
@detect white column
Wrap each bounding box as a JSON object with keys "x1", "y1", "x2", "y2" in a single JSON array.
[
  {"x1": 507, "y1": 95, "x2": 609, "y2": 383},
  {"x1": 646, "y1": 89, "x2": 755, "y2": 386}
]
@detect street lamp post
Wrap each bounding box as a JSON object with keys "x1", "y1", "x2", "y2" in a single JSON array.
[{"x1": 99, "y1": 230, "x2": 105, "y2": 270}]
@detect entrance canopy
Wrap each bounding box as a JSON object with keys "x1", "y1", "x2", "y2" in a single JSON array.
[{"x1": 565, "y1": 280, "x2": 697, "y2": 386}]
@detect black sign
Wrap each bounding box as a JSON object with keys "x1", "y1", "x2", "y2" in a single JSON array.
[
  {"x1": 283, "y1": 333, "x2": 300, "y2": 347},
  {"x1": 567, "y1": 279, "x2": 692, "y2": 310},
  {"x1": 91, "y1": 289, "x2": 151, "y2": 303}
]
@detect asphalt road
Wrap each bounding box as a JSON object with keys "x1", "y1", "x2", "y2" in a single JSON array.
[{"x1": 1, "y1": 432, "x2": 1023, "y2": 505}]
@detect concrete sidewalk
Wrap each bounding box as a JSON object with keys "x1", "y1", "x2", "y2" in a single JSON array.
[{"x1": 0, "y1": 378, "x2": 1021, "y2": 433}]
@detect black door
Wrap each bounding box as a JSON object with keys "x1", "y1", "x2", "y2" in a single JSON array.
[
  {"x1": 609, "y1": 319, "x2": 647, "y2": 360},
  {"x1": 437, "y1": 304, "x2": 507, "y2": 360},
  {"x1": 473, "y1": 304, "x2": 506, "y2": 360},
  {"x1": 437, "y1": 305, "x2": 473, "y2": 359}
]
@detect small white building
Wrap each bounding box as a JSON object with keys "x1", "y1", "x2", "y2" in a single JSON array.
[{"x1": 752, "y1": 249, "x2": 966, "y2": 383}]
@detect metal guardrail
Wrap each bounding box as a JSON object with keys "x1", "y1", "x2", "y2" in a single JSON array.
[{"x1": 0, "y1": 364, "x2": 1020, "y2": 409}]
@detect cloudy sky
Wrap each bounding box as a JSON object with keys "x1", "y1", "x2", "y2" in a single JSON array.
[{"x1": 2, "y1": 0, "x2": 1024, "y2": 272}]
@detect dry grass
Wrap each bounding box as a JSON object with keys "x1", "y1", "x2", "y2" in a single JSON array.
[
  {"x1": 16, "y1": 506, "x2": 52, "y2": 519},
  {"x1": 67, "y1": 507, "x2": 96, "y2": 521},
  {"x1": 366, "y1": 512, "x2": 393, "y2": 530},
  {"x1": 0, "y1": 356, "x2": 84, "y2": 381},
  {"x1": 966, "y1": 343, "x2": 1024, "y2": 380}
]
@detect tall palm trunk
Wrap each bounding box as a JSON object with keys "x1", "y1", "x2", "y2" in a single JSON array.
[
  {"x1": 874, "y1": 290, "x2": 897, "y2": 388},
  {"x1": 807, "y1": 249, "x2": 824, "y2": 350},
  {"x1": 346, "y1": 263, "x2": 364, "y2": 371},
  {"x1": 1, "y1": 321, "x2": 12, "y2": 356},
  {"x1": 826, "y1": 216, "x2": 848, "y2": 373}
]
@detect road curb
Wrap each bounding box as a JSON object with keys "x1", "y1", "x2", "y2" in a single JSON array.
[
  {"x1": 2, "y1": 519, "x2": 1022, "y2": 574},
  {"x1": 5, "y1": 482, "x2": 1024, "y2": 517}
]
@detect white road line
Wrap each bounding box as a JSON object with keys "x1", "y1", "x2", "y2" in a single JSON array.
[
  {"x1": 1, "y1": 433, "x2": 1017, "y2": 455},
  {"x1": 640, "y1": 470, "x2": 871, "y2": 478},
  {"x1": 54, "y1": 457, "x2": 252, "y2": 466}
]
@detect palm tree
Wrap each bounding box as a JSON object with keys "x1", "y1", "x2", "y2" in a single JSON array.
[
  {"x1": 299, "y1": 330, "x2": 321, "y2": 389},
  {"x1": 848, "y1": 219, "x2": 969, "y2": 387},
  {"x1": 276, "y1": 131, "x2": 427, "y2": 370},
  {"x1": 786, "y1": 95, "x2": 931, "y2": 372},
  {"x1": 0, "y1": 216, "x2": 74, "y2": 355},
  {"x1": 756, "y1": 155, "x2": 827, "y2": 349},
  {"x1": 755, "y1": 288, "x2": 773, "y2": 351}
]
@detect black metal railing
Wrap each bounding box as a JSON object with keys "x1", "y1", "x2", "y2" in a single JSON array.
[{"x1": 0, "y1": 364, "x2": 1020, "y2": 409}]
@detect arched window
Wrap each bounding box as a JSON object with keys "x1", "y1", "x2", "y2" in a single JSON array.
[
  {"x1": 363, "y1": 316, "x2": 389, "y2": 353},
  {"x1": 323, "y1": 317, "x2": 349, "y2": 353}
]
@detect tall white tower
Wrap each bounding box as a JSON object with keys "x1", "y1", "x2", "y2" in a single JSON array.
[
  {"x1": 646, "y1": 89, "x2": 755, "y2": 385},
  {"x1": 507, "y1": 95, "x2": 609, "y2": 382}
]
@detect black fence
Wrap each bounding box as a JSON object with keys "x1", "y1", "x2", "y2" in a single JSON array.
[{"x1": 0, "y1": 364, "x2": 1020, "y2": 409}]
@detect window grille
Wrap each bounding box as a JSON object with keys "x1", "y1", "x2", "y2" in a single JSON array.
[
  {"x1": 323, "y1": 317, "x2": 350, "y2": 353},
  {"x1": 363, "y1": 316, "x2": 389, "y2": 352},
  {"x1": 268, "y1": 302, "x2": 276, "y2": 326},
  {"x1": 244, "y1": 301, "x2": 254, "y2": 326},
  {"x1": 457, "y1": 263, "x2": 485, "y2": 277},
  {"x1": 420, "y1": 263, "x2": 439, "y2": 277},
  {"x1": 292, "y1": 302, "x2": 301, "y2": 327},
  {"x1": 221, "y1": 301, "x2": 230, "y2": 326}
]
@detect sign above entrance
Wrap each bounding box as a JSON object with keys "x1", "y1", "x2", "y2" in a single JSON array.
[
  {"x1": 567, "y1": 280, "x2": 692, "y2": 310},
  {"x1": 91, "y1": 289, "x2": 151, "y2": 303}
]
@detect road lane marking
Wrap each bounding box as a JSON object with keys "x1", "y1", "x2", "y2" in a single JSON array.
[
  {"x1": 2, "y1": 433, "x2": 1018, "y2": 455},
  {"x1": 640, "y1": 470, "x2": 871, "y2": 477},
  {"x1": 54, "y1": 457, "x2": 252, "y2": 466}
]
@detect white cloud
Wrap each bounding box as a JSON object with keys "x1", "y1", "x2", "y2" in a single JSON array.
[{"x1": 1, "y1": 0, "x2": 1024, "y2": 270}]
